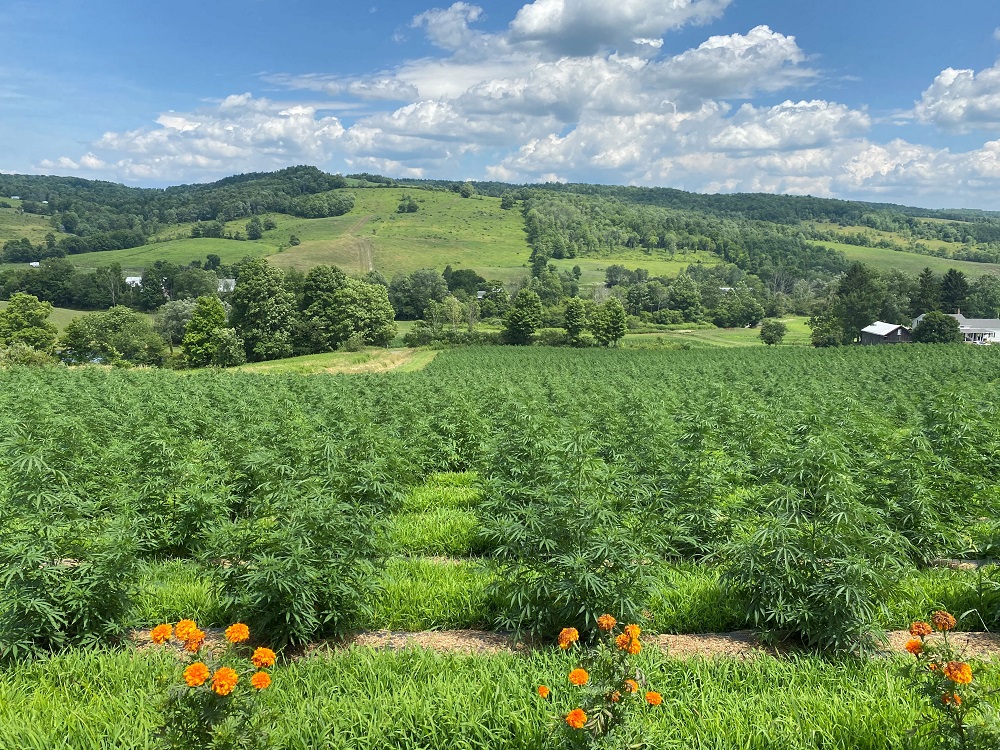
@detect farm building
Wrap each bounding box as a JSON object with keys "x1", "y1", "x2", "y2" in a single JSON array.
[
  {"x1": 912, "y1": 313, "x2": 1000, "y2": 344},
  {"x1": 861, "y1": 321, "x2": 911, "y2": 345},
  {"x1": 125, "y1": 276, "x2": 143, "y2": 288}
]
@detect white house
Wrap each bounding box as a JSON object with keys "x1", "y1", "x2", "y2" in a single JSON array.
[
  {"x1": 913, "y1": 313, "x2": 1000, "y2": 344},
  {"x1": 125, "y1": 276, "x2": 143, "y2": 288}
]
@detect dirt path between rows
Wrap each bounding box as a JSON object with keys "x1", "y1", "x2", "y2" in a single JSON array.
[{"x1": 345, "y1": 215, "x2": 375, "y2": 272}]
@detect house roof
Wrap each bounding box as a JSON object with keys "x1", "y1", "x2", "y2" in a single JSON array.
[
  {"x1": 862, "y1": 321, "x2": 905, "y2": 336},
  {"x1": 913, "y1": 313, "x2": 1000, "y2": 331}
]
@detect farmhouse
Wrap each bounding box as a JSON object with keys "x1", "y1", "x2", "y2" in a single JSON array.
[
  {"x1": 125, "y1": 276, "x2": 143, "y2": 288},
  {"x1": 860, "y1": 321, "x2": 911, "y2": 345},
  {"x1": 912, "y1": 313, "x2": 1000, "y2": 344}
]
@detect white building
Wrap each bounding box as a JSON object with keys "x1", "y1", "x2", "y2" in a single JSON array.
[{"x1": 913, "y1": 313, "x2": 1000, "y2": 344}]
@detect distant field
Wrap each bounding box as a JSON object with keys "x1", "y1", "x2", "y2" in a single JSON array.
[
  {"x1": 64, "y1": 238, "x2": 272, "y2": 273},
  {"x1": 0, "y1": 205, "x2": 69, "y2": 246},
  {"x1": 0, "y1": 300, "x2": 86, "y2": 331},
  {"x1": 811, "y1": 222, "x2": 964, "y2": 254},
  {"x1": 812, "y1": 240, "x2": 1000, "y2": 277},
  {"x1": 551, "y1": 253, "x2": 719, "y2": 286},
  {"x1": 624, "y1": 316, "x2": 812, "y2": 348},
  {"x1": 232, "y1": 348, "x2": 439, "y2": 375}
]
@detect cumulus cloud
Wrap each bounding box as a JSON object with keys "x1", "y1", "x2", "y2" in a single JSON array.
[
  {"x1": 412, "y1": 2, "x2": 486, "y2": 51},
  {"x1": 914, "y1": 62, "x2": 1000, "y2": 132}
]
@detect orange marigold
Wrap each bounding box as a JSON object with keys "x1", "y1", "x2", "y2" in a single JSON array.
[
  {"x1": 623, "y1": 624, "x2": 641, "y2": 640},
  {"x1": 558, "y1": 627, "x2": 579, "y2": 650},
  {"x1": 568, "y1": 668, "x2": 589, "y2": 686},
  {"x1": 250, "y1": 671, "x2": 271, "y2": 690},
  {"x1": 251, "y1": 647, "x2": 276, "y2": 668},
  {"x1": 943, "y1": 692, "x2": 963, "y2": 706},
  {"x1": 615, "y1": 633, "x2": 631, "y2": 651},
  {"x1": 932, "y1": 611, "x2": 957, "y2": 632},
  {"x1": 225, "y1": 623, "x2": 250, "y2": 644},
  {"x1": 183, "y1": 662, "x2": 210, "y2": 687},
  {"x1": 624, "y1": 679, "x2": 639, "y2": 694},
  {"x1": 645, "y1": 691, "x2": 663, "y2": 706},
  {"x1": 905, "y1": 639, "x2": 924, "y2": 656},
  {"x1": 626, "y1": 639, "x2": 641, "y2": 655},
  {"x1": 909, "y1": 621, "x2": 932, "y2": 637},
  {"x1": 211, "y1": 667, "x2": 239, "y2": 696},
  {"x1": 565, "y1": 708, "x2": 587, "y2": 729},
  {"x1": 597, "y1": 614, "x2": 617, "y2": 631},
  {"x1": 943, "y1": 661, "x2": 973, "y2": 685},
  {"x1": 537, "y1": 685, "x2": 550, "y2": 699},
  {"x1": 150, "y1": 624, "x2": 172, "y2": 645},
  {"x1": 175, "y1": 619, "x2": 198, "y2": 642},
  {"x1": 184, "y1": 629, "x2": 206, "y2": 653}
]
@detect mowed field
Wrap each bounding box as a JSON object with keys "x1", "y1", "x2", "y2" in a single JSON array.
[
  {"x1": 0, "y1": 204, "x2": 70, "y2": 246},
  {"x1": 0, "y1": 299, "x2": 87, "y2": 331},
  {"x1": 812, "y1": 239, "x2": 1000, "y2": 277}
]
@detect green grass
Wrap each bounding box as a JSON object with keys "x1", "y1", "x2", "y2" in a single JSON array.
[
  {"x1": 130, "y1": 559, "x2": 223, "y2": 628},
  {"x1": 623, "y1": 316, "x2": 812, "y2": 348},
  {"x1": 63, "y1": 237, "x2": 271, "y2": 274},
  {"x1": 384, "y1": 508, "x2": 483, "y2": 557},
  {"x1": 812, "y1": 222, "x2": 966, "y2": 255},
  {"x1": 550, "y1": 253, "x2": 720, "y2": 287},
  {"x1": 230, "y1": 348, "x2": 439, "y2": 374},
  {"x1": 3, "y1": 645, "x2": 992, "y2": 749},
  {"x1": 0, "y1": 300, "x2": 88, "y2": 332},
  {"x1": 0, "y1": 205, "x2": 69, "y2": 246},
  {"x1": 812, "y1": 240, "x2": 1000, "y2": 278},
  {"x1": 400, "y1": 472, "x2": 480, "y2": 512}
]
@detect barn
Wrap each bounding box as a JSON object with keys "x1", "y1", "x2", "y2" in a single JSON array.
[{"x1": 860, "y1": 321, "x2": 911, "y2": 345}]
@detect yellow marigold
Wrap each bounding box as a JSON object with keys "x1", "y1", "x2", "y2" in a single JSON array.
[
  {"x1": 184, "y1": 629, "x2": 206, "y2": 653},
  {"x1": 909, "y1": 621, "x2": 932, "y2": 637},
  {"x1": 905, "y1": 639, "x2": 924, "y2": 656},
  {"x1": 565, "y1": 708, "x2": 587, "y2": 729},
  {"x1": 615, "y1": 633, "x2": 631, "y2": 651},
  {"x1": 943, "y1": 692, "x2": 963, "y2": 706},
  {"x1": 568, "y1": 668, "x2": 589, "y2": 686},
  {"x1": 624, "y1": 679, "x2": 639, "y2": 694},
  {"x1": 211, "y1": 667, "x2": 239, "y2": 696},
  {"x1": 932, "y1": 611, "x2": 957, "y2": 632},
  {"x1": 225, "y1": 623, "x2": 250, "y2": 644},
  {"x1": 251, "y1": 647, "x2": 276, "y2": 668},
  {"x1": 175, "y1": 619, "x2": 198, "y2": 642},
  {"x1": 537, "y1": 685, "x2": 550, "y2": 699},
  {"x1": 557, "y1": 628, "x2": 579, "y2": 650},
  {"x1": 597, "y1": 614, "x2": 617, "y2": 631},
  {"x1": 183, "y1": 662, "x2": 210, "y2": 687},
  {"x1": 626, "y1": 639, "x2": 641, "y2": 656},
  {"x1": 623, "y1": 624, "x2": 641, "y2": 640},
  {"x1": 150, "y1": 624, "x2": 172, "y2": 645},
  {"x1": 610, "y1": 691, "x2": 621, "y2": 703},
  {"x1": 250, "y1": 671, "x2": 271, "y2": 690},
  {"x1": 645, "y1": 691, "x2": 663, "y2": 706},
  {"x1": 943, "y1": 661, "x2": 973, "y2": 685}
]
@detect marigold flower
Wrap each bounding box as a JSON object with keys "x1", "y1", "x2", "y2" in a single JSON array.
[
  {"x1": 184, "y1": 629, "x2": 206, "y2": 653},
  {"x1": 929, "y1": 662, "x2": 939, "y2": 671},
  {"x1": 615, "y1": 633, "x2": 631, "y2": 651},
  {"x1": 943, "y1": 692, "x2": 963, "y2": 706},
  {"x1": 624, "y1": 679, "x2": 639, "y2": 694},
  {"x1": 932, "y1": 611, "x2": 957, "y2": 632},
  {"x1": 183, "y1": 662, "x2": 210, "y2": 687},
  {"x1": 537, "y1": 685, "x2": 550, "y2": 699},
  {"x1": 557, "y1": 628, "x2": 579, "y2": 650},
  {"x1": 909, "y1": 621, "x2": 932, "y2": 637},
  {"x1": 150, "y1": 624, "x2": 172, "y2": 645},
  {"x1": 251, "y1": 647, "x2": 276, "y2": 668},
  {"x1": 568, "y1": 668, "x2": 589, "y2": 686},
  {"x1": 623, "y1": 624, "x2": 641, "y2": 640},
  {"x1": 175, "y1": 619, "x2": 198, "y2": 642},
  {"x1": 597, "y1": 614, "x2": 617, "y2": 631},
  {"x1": 626, "y1": 639, "x2": 641, "y2": 655},
  {"x1": 250, "y1": 671, "x2": 271, "y2": 690},
  {"x1": 211, "y1": 667, "x2": 239, "y2": 696},
  {"x1": 225, "y1": 623, "x2": 250, "y2": 644},
  {"x1": 645, "y1": 691, "x2": 663, "y2": 706},
  {"x1": 943, "y1": 661, "x2": 973, "y2": 685},
  {"x1": 905, "y1": 639, "x2": 924, "y2": 656},
  {"x1": 610, "y1": 691, "x2": 621, "y2": 703},
  {"x1": 565, "y1": 708, "x2": 587, "y2": 729}
]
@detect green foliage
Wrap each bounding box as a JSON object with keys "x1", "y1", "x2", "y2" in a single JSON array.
[
  {"x1": 60, "y1": 305, "x2": 165, "y2": 365},
  {"x1": 588, "y1": 297, "x2": 627, "y2": 346},
  {"x1": 760, "y1": 319, "x2": 788, "y2": 345},
  {"x1": 0, "y1": 341, "x2": 58, "y2": 366},
  {"x1": 914, "y1": 311, "x2": 963, "y2": 344},
  {"x1": 183, "y1": 296, "x2": 229, "y2": 367},
  {"x1": 229, "y1": 257, "x2": 296, "y2": 362},
  {"x1": 155, "y1": 299, "x2": 198, "y2": 351},
  {"x1": 563, "y1": 297, "x2": 588, "y2": 345},
  {"x1": 480, "y1": 422, "x2": 661, "y2": 641},
  {"x1": 0, "y1": 292, "x2": 58, "y2": 352},
  {"x1": 808, "y1": 311, "x2": 843, "y2": 347},
  {"x1": 502, "y1": 288, "x2": 543, "y2": 345},
  {"x1": 297, "y1": 266, "x2": 396, "y2": 351},
  {"x1": 208, "y1": 494, "x2": 380, "y2": 648}
]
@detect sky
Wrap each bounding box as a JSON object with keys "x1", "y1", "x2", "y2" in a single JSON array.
[{"x1": 3, "y1": 0, "x2": 1000, "y2": 209}]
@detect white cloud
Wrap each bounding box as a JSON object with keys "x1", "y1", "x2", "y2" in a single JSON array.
[
  {"x1": 507, "y1": 0, "x2": 731, "y2": 55},
  {"x1": 37, "y1": 156, "x2": 79, "y2": 170},
  {"x1": 914, "y1": 62, "x2": 1000, "y2": 132},
  {"x1": 993, "y1": 27, "x2": 1000, "y2": 41},
  {"x1": 412, "y1": 2, "x2": 485, "y2": 51}
]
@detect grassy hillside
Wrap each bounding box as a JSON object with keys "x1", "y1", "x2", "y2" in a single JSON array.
[
  {"x1": 0, "y1": 300, "x2": 86, "y2": 331},
  {"x1": 812, "y1": 240, "x2": 1000, "y2": 277},
  {"x1": 0, "y1": 204, "x2": 69, "y2": 246}
]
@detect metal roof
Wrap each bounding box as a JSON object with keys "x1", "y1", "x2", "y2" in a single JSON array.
[{"x1": 861, "y1": 321, "x2": 905, "y2": 336}]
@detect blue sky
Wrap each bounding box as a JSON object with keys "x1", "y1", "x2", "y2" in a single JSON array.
[{"x1": 3, "y1": 0, "x2": 1000, "y2": 208}]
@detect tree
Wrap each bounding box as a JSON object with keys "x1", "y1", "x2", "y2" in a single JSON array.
[
  {"x1": 759, "y1": 319, "x2": 788, "y2": 346},
  {"x1": 388, "y1": 269, "x2": 449, "y2": 320},
  {"x1": 478, "y1": 280, "x2": 509, "y2": 318},
  {"x1": 500, "y1": 191, "x2": 516, "y2": 210},
  {"x1": 0, "y1": 292, "x2": 58, "y2": 352},
  {"x1": 713, "y1": 286, "x2": 765, "y2": 328},
  {"x1": 912, "y1": 311, "x2": 962, "y2": 344},
  {"x1": 910, "y1": 267, "x2": 940, "y2": 317},
  {"x1": 458, "y1": 182, "x2": 475, "y2": 198},
  {"x1": 808, "y1": 311, "x2": 842, "y2": 347},
  {"x1": 182, "y1": 296, "x2": 228, "y2": 367},
  {"x1": 966, "y1": 275, "x2": 1000, "y2": 318},
  {"x1": 245, "y1": 216, "x2": 264, "y2": 240},
  {"x1": 589, "y1": 297, "x2": 628, "y2": 347},
  {"x1": 833, "y1": 262, "x2": 886, "y2": 343},
  {"x1": 503, "y1": 289, "x2": 543, "y2": 345},
  {"x1": 229, "y1": 257, "x2": 296, "y2": 362},
  {"x1": 940, "y1": 268, "x2": 970, "y2": 314},
  {"x1": 211, "y1": 328, "x2": 246, "y2": 367},
  {"x1": 666, "y1": 273, "x2": 702, "y2": 322},
  {"x1": 563, "y1": 297, "x2": 587, "y2": 345},
  {"x1": 60, "y1": 306, "x2": 165, "y2": 365},
  {"x1": 154, "y1": 299, "x2": 198, "y2": 353},
  {"x1": 297, "y1": 266, "x2": 396, "y2": 352},
  {"x1": 446, "y1": 268, "x2": 487, "y2": 296}
]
